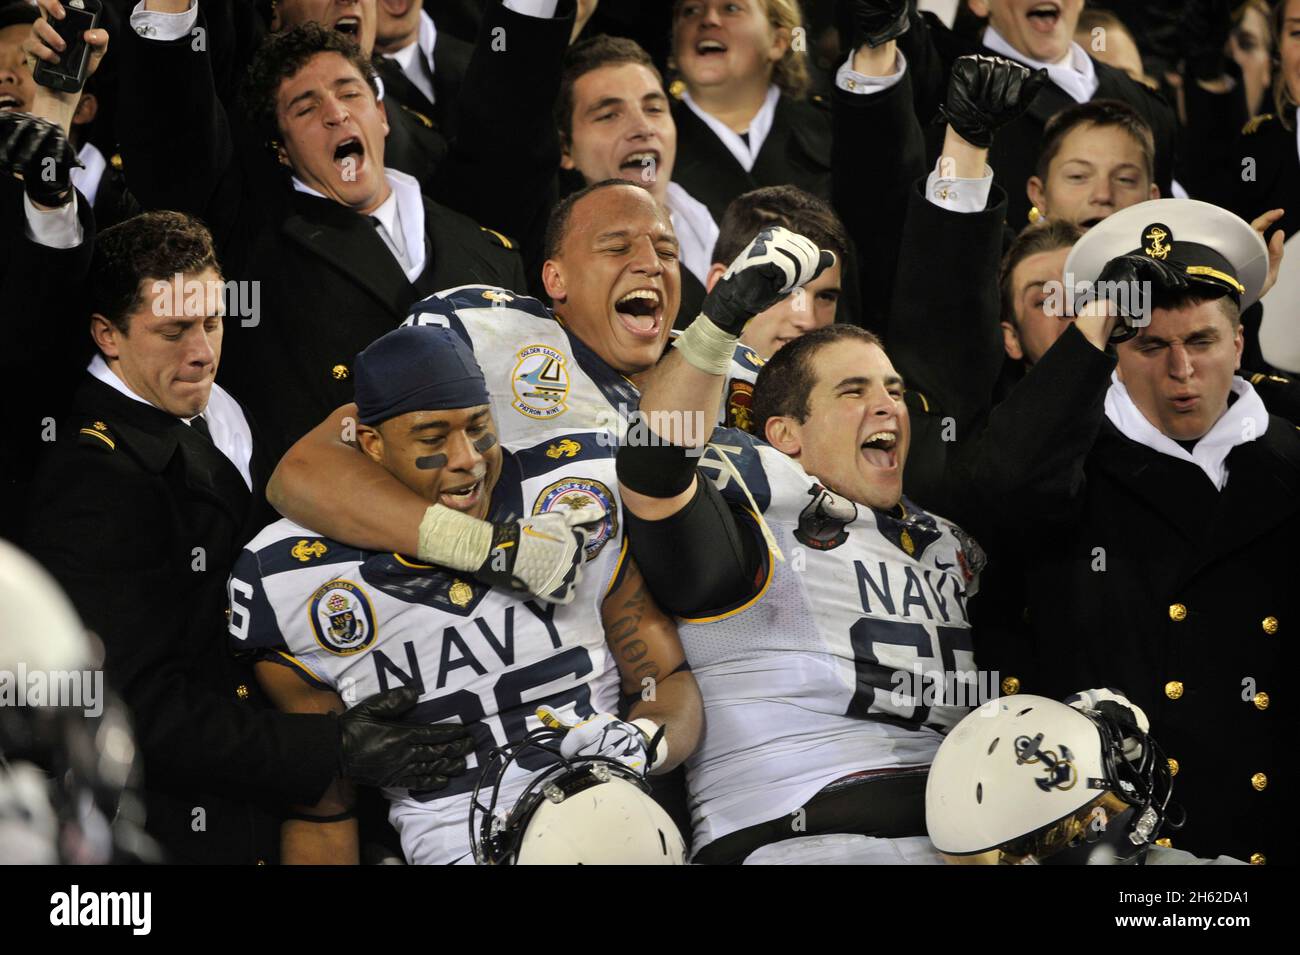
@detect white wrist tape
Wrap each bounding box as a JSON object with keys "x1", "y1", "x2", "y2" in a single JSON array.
[
  {"x1": 673, "y1": 313, "x2": 739, "y2": 376},
  {"x1": 632, "y1": 718, "x2": 667, "y2": 772},
  {"x1": 416, "y1": 504, "x2": 494, "y2": 571}
]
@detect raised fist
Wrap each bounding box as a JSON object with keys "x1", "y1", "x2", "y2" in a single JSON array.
[
  {"x1": 940, "y1": 55, "x2": 1049, "y2": 148},
  {"x1": 835, "y1": 0, "x2": 910, "y2": 51},
  {"x1": 702, "y1": 226, "x2": 835, "y2": 335}
]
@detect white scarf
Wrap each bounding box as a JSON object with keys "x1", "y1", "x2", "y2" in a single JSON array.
[
  {"x1": 982, "y1": 25, "x2": 1098, "y2": 105},
  {"x1": 1104, "y1": 373, "x2": 1269, "y2": 491}
]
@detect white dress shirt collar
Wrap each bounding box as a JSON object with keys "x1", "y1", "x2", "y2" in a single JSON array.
[
  {"x1": 681, "y1": 84, "x2": 781, "y2": 173},
  {"x1": 69, "y1": 141, "x2": 107, "y2": 209},
  {"x1": 982, "y1": 25, "x2": 1098, "y2": 105},
  {"x1": 291, "y1": 168, "x2": 427, "y2": 281},
  {"x1": 86, "y1": 354, "x2": 254, "y2": 489},
  {"x1": 665, "y1": 181, "x2": 718, "y2": 287},
  {"x1": 385, "y1": 9, "x2": 438, "y2": 106}
]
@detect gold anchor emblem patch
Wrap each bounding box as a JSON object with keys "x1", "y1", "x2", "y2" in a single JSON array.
[
  {"x1": 291, "y1": 539, "x2": 328, "y2": 562},
  {"x1": 1143, "y1": 224, "x2": 1171, "y2": 260}
]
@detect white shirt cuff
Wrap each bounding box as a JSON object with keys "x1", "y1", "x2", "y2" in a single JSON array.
[
  {"x1": 835, "y1": 49, "x2": 906, "y2": 95},
  {"x1": 502, "y1": 0, "x2": 559, "y2": 17},
  {"x1": 925, "y1": 159, "x2": 994, "y2": 213},
  {"x1": 24, "y1": 192, "x2": 83, "y2": 249},
  {"x1": 130, "y1": 1, "x2": 198, "y2": 40}
]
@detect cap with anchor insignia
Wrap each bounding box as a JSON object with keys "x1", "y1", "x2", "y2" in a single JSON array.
[{"x1": 1064, "y1": 198, "x2": 1270, "y2": 310}]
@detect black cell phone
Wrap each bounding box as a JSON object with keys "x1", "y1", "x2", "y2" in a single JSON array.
[{"x1": 32, "y1": 0, "x2": 102, "y2": 94}]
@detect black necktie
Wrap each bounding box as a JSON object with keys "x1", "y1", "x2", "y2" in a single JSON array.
[{"x1": 190, "y1": 413, "x2": 213, "y2": 442}]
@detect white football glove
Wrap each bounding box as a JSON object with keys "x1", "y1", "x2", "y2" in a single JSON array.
[
  {"x1": 476, "y1": 505, "x2": 605, "y2": 605},
  {"x1": 1065, "y1": 688, "x2": 1150, "y2": 763},
  {"x1": 702, "y1": 226, "x2": 835, "y2": 335},
  {"x1": 537, "y1": 706, "x2": 654, "y2": 774}
]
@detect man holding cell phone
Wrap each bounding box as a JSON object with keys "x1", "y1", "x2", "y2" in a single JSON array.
[{"x1": 0, "y1": 0, "x2": 105, "y2": 537}]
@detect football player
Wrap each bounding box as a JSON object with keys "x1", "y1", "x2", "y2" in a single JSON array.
[
  {"x1": 612, "y1": 226, "x2": 1128, "y2": 863},
  {"x1": 231, "y1": 325, "x2": 701, "y2": 864},
  {"x1": 269, "y1": 179, "x2": 709, "y2": 598}
]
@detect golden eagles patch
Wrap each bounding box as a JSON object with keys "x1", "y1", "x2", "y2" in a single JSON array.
[
  {"x1": 512, "y1": 343, "x2": 570, "y2": 419},
  {"x1": 532, "y1": 477, "x2": 617, "y2": 559},
  {"x1": 309, "y1": 580, "x2": 377, "y2": 655}
]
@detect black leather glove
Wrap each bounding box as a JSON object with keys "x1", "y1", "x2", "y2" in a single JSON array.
[
  {"x1": 0, "y1": 111, "x2": 81, "y2": 208},
  {"x1": 939, "y1": 55, "x2": 1049, "y2": 148},
  {"x1": 835, "y1": 0, "x2": 909, "y2": 51},
  {"x1": 1096, "y1": 252, "x2": 1190, "y2": 344},
  {"x1": 1181, "y1": 0, "x2": 1234, "y2": 82},
  {"x1": 702, "y1": 226, "x2": 834, "y2": 335},
  {"x1": 338, "y1": 685, "x2": 475, "y2": 790}
]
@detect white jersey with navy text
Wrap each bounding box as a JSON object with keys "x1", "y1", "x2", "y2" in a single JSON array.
[
  {"x1": 678, "y1": 428, "x2": 984, "y2": 854},
  {"x1": 227, "y1": 435, "x2": 626, "y2": 864},
  {"x1": 402, "y1": 286, "x2": 638, "y2": 450}
]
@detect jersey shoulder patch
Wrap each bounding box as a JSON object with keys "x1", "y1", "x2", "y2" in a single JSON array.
[{"x1": 696, "y1": 427, "x2": 775, "y2": 515}]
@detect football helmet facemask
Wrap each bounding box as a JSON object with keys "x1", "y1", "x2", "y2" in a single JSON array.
[{"x1": 468, "y1": 728, "x2": 685, "y2": 865}]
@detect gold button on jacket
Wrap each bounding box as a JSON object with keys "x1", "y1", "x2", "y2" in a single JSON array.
[
  {"x1": 1169, "y1": 603, "x2": 1188, "y2": 622},
  {"x1": 1167, "y1": 757, "x2": 1179, "y2": 776},
  {"x1": 1001, "y1": 676, "x2": 1021, "y2": 695},
  {"x1": 1250, "y1": 853, "x2": 1266, "y2": 865},
  {"x1": 1164, "y1": 680, "x2": 1184, "y2": 700},
  {"x1": 1253, "y1": 691, "x2": 1270, "y2": 711},
  {"x1": 1262, "y1": 616, "x2": 1279, "y2": 634},
  {"x1": 1251, "y1": 772, "x2": 1268, "y2": 791}
]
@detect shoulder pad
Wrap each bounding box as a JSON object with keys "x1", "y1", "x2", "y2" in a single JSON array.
[
  {"x1": 1241, "y1": 113, "x2": 1277, "y2": 136},
  {"x1": 400, "y1": 104, "x2": 435, "y2": 129},
  {"x1": 77, "y1": 419, "x2": 117, "y2": 452},
  {"x1": 479, "y1": 226, "x2": 517, "y2": 250}
]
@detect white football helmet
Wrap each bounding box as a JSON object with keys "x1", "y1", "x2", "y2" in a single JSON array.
[
  {"x1": 0, "y1": 539, "x2": 155, "y2": 863},
  {"x1": 925, "y1": 695, "x2": 1179, "y2": 864},
  {"x1": 469, "y1": 729, "x2": 686, "y2": 865}
]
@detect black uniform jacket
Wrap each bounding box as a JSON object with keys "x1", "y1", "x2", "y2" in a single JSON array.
[
  {"x1": 960, "y1": 325, "x2": 1299, "y2": 865},
  {"x1": 25, "y1": 375, "x2": 340, "y2": 864},
  {"x1": 670, "y1": 91, "x2": 832, "y2": 226}
]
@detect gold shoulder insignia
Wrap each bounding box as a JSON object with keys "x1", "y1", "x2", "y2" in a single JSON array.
[
  {"x1": 401, "y1": 105, "x2": 435, "y2": 129},
  {"x1": 1241, "y1": 113, "x2": 1276, "y2": 136},
  {"x1": 110, "y1": 153, "x2": 124, "y2": 171},
  {"x1": 480, "y1": 226, "x2": 516, "y2": 250},
  {"x1": 78, "y1": 423, "x2": 116, "y2": 451},
  {"x1": 669, "y1": 79, "x2": 687, "y2": 100},
  {"x1": 909, "y1": 390, "x2": 930, "y2": 413},
  {"x1": 291, "y1": 539, "x2": 328, "y2": 562}
]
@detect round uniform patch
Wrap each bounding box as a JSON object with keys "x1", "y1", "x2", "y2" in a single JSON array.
[
  {"x1": 511, "y1": 344, "x2": 570, "y2": 419},
  {"x1": 309, "y1": 580, "x2": 377, "y2": 655},
  {"x1": 532, "y1": 477, "x2": 617, "y2": 559}
]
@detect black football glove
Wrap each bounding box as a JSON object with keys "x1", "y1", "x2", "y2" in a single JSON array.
[
  {"x1": 0, "y1": 111, "x2": 81, "y2": 208},
  {"x1": 338, "y1": 685, "x2": 475, "y2": 790},
  {"x1": 939, "y1": 55, "x2": 1048, "y2": 148},
  {"x1": 702, "y1": 226, "x2": 835, "y2": 335},
  {"x1": 1096, "y1": 253, "x2": 1190, "y2": 344},
  {"x1": 835, "y1": 0, "x2": 910, "y2": 51}
]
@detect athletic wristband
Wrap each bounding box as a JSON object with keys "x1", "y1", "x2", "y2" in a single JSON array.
[
  {"x1": 631, "y1": 718, "x2": 668, "y2": 773},
  {"x1": 673, "y1": 313, "x2": 739, "y2": 376},
  {"x1": 416, "y1": 504, "x2": 494, "y2": 570}
]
